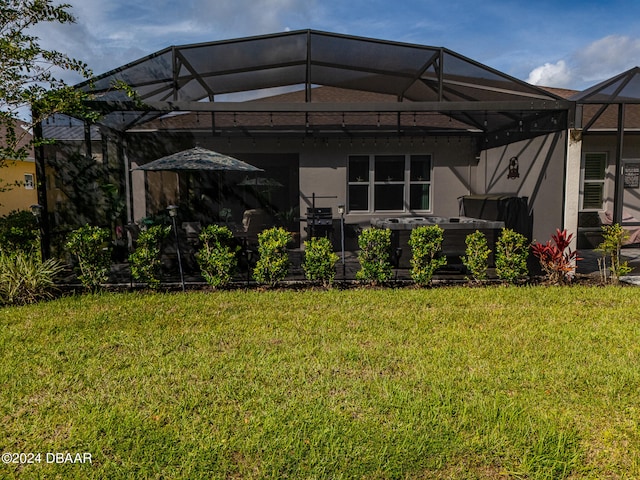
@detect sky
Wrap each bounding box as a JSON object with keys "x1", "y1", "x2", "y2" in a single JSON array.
[{"x1": 31, "y1": 0, "x2": 640, "y2": 91}]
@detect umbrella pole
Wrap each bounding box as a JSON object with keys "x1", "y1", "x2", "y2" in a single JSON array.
[{"x1": 168, "y1": 205, "x2": 186, "y2": 291}]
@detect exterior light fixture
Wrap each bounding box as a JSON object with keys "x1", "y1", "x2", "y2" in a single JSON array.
[
  {"x1": 337, "y1": 204, "x2": 346, "y2": 280},
  {"x1": 507, "y1": 157, "x2": 520, "y2": 179},
  {"x1": 30, "y1": 204, "x2": 43, "y2": 217},
  {"x1": 167, "y1": 205, "x2": 178, "y2": 217}
]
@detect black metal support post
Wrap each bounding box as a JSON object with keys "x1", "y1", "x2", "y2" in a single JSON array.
[
  {"x1": 243, "y1": 238, "x2": 254, "y2": 287},
  {"x1": 338, "y1": 204, "x2": 346, "y2": 280},
  {"x1": 613, "y1": 103, "x2": 626, "y2": 225},
  {"x1": 32, "y1": 118, "x2": 50, "y2": 259}
]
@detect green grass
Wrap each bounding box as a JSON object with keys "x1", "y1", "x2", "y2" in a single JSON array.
[{"x1": 1, "y1": 286, "x2": 640, "y2": 478}]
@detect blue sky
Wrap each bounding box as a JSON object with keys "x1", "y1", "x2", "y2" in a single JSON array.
[{"x1": 34, "y1": 0, "x2": 640, "y2": 91}]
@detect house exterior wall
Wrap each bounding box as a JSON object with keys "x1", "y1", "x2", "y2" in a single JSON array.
[
  {"x1": 0, "y1": 159, "x2": 37, "y2": 215},
  {"x1": 121, "y1": 131, "x2": 567, "y2": 249},
  {"x1": 479, "y1": 131, "x2": 567, "y2": 242},
  {"x1": 580, "y1": 134, "x2": 640, "y2": 220},
  {"x1": 297, "y1": 137, "x2": 477, "y2": 234}
]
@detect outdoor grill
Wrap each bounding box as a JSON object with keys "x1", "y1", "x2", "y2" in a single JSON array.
[{"x1": 305, "y1": 207, "x2": 334, "y2": 238}]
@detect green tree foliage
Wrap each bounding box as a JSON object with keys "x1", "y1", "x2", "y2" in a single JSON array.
[
  {"x1": 0, "y1": 1, "x2": 96, "y2": 162},
  {"x1": 462, "y1": 230, "x2": 491, "y2": 283},
  {"x1": 129, "y1": 225, "x2": 170, "y2": 289},
  {"x1": 196, "y1": 224, "x2": 239, "y2": 289},
  {"x1": 495, "y1": 228, "x2": 529, "y2": 284},
  {"x1": 597, "y1": 223, "x2": 632, "y2": 284},
  {"x1": 303, "y1": 236, "x2": 339, "y2": 287},
  {"x1": 408, "y1": 225, "x2": 447, "y2": 286},
  {"x1": 253, "y1": 227, "x2": 292, "y2": 287},
  {"x1": 0, "y1": 209, "x2": 38, "y2": 255},
  {"x1": 356, "y1": 227, "x2": 392, "y2": 285},
  {"x1": 66, "y1": 224, "x2": 112, "y2": 290},
  {"x1": 46, "y1": 151, "x2": 125, "y2": 231}
]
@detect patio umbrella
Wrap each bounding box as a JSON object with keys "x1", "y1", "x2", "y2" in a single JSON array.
[
  {"x1": 134, "y1": 146, "x2": 263, "y2": 172},
  {"x1": 133, "y1": 147, "x2": 263, "y2": 219}
]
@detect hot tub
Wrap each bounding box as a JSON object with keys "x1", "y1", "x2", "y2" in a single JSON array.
[{"x1": 370, "y1": 216, "x2": 505, "y2": 268}]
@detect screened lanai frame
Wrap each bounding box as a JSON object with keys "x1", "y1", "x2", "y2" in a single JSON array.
[
  {"x1": 34, "y1": 30, "x2": 580, "y2": 259},
  {"x1": 78, "y1": 29, "x2": 573, "y2": 148},
  {"x1": 571, "y1": 67, "x2": 640, "y2": 224}
]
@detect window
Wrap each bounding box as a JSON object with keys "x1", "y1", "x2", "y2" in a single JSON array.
[
  {"x1": 581, "y1": 153, "x2": 606, "y2": 210},
  {"x1": 348, "y1": 155, "x2": 369, "y2": 211},
  {"x1": 24, "y1": 173, "x2": 34, "y2": 190},
  {"x1": 348, "y1": 154, "x2": 431, "y2": 212}
]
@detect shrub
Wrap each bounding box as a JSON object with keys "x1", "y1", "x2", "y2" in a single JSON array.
[
  {"x1": 66, "y1": 225, "x2": 112, "y2": 290},
  {"x1": 0, "y1": 210, "x2": 38, "y2": 256},
  {"x1": 129, "y1": 225, "x2": 170, "y2": 289},
  {"x1": 196, "y1": 224, "x2": 239, "y2": 288},
  {"x1": 597, "y1": 223, "x2": 632, "y2": 284},
  {"x1": 495, "y1": 228, "x2": 529, "y2": 284},
  {"x1": 531, "y1": 229, "x2": 580, "y2": 284},
  {"x1": 408, "y1": 225, "x2": 447, "y2": 286},
  {"x1": 303, "y1": 236, "x2": 339, "y2": 286},
  {"x1": 0, "y1": 251, "x2": 64, "y2": 305},
  {"x1": 253, "y1": 227, "x2": 292, "y2": 286},
  {"x1": 462, "y1": 230, "x2": 491, "y2": 283},
  {"x1": 356, "y1": 227, "x2": 393, "y2": 285}
]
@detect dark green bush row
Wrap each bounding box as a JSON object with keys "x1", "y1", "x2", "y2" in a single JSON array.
[{"x1": 4, "y1": 221, "x2": 631, "y2": 304}]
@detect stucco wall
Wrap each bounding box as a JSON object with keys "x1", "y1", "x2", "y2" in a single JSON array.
[
  {"x1": 298, "y1": 137, "x2": 477, "y2": 228},
  {"x1": 0, "y1": 160, "x2": 37, "y2": 215},
  {"x1": 581, "y1": 134, "x2": 640, "y2": 221},
  {"x1": 480, "y1": 131, "x2": 567, "y2": 242},
  {"x1": 123, "y1": 132, "x2": 567, "y2": 246}
]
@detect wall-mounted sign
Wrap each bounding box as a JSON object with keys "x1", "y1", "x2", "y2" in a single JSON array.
[{"x1": 625, "y1": 164, "x2": 640, "y2": 188}]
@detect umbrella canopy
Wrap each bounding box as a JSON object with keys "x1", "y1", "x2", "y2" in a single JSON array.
[{"x1": 134, "y1": 146, "x2": 263, "y2": 172}]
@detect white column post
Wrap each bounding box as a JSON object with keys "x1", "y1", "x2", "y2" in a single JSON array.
[{"x1": 564, "y1": 129, "x2": 582, "y2": 250}]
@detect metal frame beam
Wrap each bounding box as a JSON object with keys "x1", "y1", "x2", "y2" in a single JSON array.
[{"x1": 85, "y1": 99, "x2": 571, "y2": 114}]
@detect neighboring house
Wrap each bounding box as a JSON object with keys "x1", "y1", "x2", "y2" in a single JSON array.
[
  {"x1": 0, "y1": 120, "x2": 37, "y2": 216},
  {"x1": 35, "y1": 30, "x2": 640, "y2": 254}
]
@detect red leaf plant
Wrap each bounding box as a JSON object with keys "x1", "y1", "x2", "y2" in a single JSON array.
[{"x1": 531, "y1": 229, "x2": 582, "y2": 284}]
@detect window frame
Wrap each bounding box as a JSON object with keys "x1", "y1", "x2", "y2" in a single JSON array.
[
  {"x1": 580, "y1": 152, "x2": 607, "y2": 211},
  {"x1": 23, "y1": 173, "x2": 34, "y2": 190},
  {"x1": 347, "y1": 153, "x2": 432, "y2": 213}
]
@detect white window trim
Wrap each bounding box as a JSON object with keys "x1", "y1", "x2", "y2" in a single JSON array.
[
  {"x1": 348, "y1": 154, "x2": 432, "y2": 213},
  {"x1": 580, "y1": 152, "x2": 607, "y2": 212},
  {"x1": 24, "y1": 173, "x2": 34, "y2": 190}
]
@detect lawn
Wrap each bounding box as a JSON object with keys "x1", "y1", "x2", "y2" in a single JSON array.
[{"x1": 1, "y1": 286, "x2": 640, "y2": 479}]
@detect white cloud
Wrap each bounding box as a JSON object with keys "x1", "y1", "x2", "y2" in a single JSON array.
[
  {"x1": 31, "y1": 0, "x2": 318, "y2": 80},
  {"x1": 573, "y1": 35, "x2": 640, "y2": 83},
  {"x1": 526, "y1": 60, "x2": 573, "y2": 88},
  {"x1": 527, "y1": 35, "x2": 640, "y2": 89}
]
